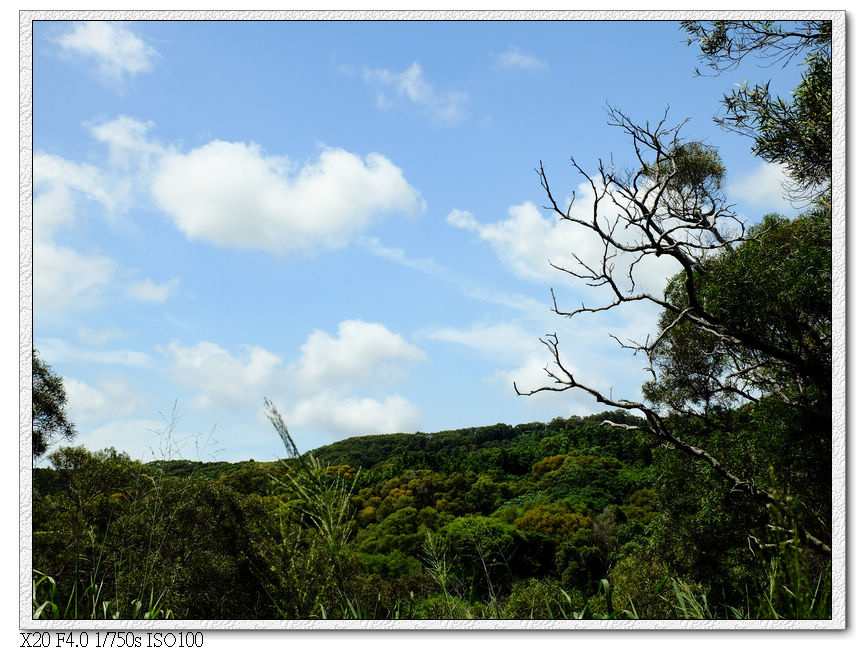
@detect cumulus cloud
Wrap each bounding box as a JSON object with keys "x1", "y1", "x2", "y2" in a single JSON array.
[
  {"x1": 166, "y1": 320, "x2": 426, "y2": 438},
  {"x1": 427, "y1": 321, "x2": 605, "y2": 412},
  {"x1": 34, "y1": 153, "x2": 114, "y2": 240},
  {"x1": 167, "y1": 341, "x2": 284, "y2": 409},
  {"x1": 362, "y1": 62, "x2": 468, "y2": 126},
  {"x1": 88, "y1": 116, "x2": 164, "y2": 171},
  {"x1": 286, "y1": 392, "x2": 422, "y2": 437},
  {"x1": 495, "y1": 352, "x2": 568, "y2": 397},
  {"x1": 497, "y1": 45, "x2": 548, "y2": 70},
  {"x1": 152, "y1": 143, "x2": 424, "y2": 253},
  {"x1": 34, "y1": 241, "x2": 115, "y2": 311},
  {"x1": 125, "y1": 277, "x2": 180, "y2": 303},
  {"x1": 64, "y1": 375, "x2": 148, "y2": 423},
  {"x1": 446, "y1": 201, "x2": 591, "y2": 282},
  {"x1": 34, "y1": 119, "x2": 424, "y2": 314},
  {"x1": 35, "y1": 117, "x2": 161, "y2": 232},
  {"x1": 447, "y1": 193, "x2": 680, "y2": 296},
  {"x1": 33, "y1": 122, "x2": 159, "y2": 317},
  {"x1": 293, "y1": 319, "x2": 427, "y2": 393},
  {"x1": 55, "y1": 22, "x2": 159, "y2": 81},
  {"x1": 492, "y1": 351, "x2": 603, "y2": 412},
  {"x1": 449, "y1": 325, "x2": 620, "y2": 411}
]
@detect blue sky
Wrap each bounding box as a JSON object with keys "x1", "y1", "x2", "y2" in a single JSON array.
[{"x1": 31, "y1": 19, "x2": 811, "y2": 463}]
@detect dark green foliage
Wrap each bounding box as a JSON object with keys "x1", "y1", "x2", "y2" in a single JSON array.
[
  {"x1": 604, "y1": 547, "x2": 681, "y2": 619},
  {"x1": 499, "y1": 578, "x2": 586, "y2": 619},
  {"x1": 558, "y1": 544, "x2": 606, "y2": 592},
  {"x1": 312, "y1": 410, "x2": 647, "y2": 477},
  {"x1": 682, "y1": 20, "x2": 831, "y2": 198},
  {"x1": 33, "y1": 447, "x2": 277, "y2": 619},
  {"x1": 439, "y1": 515, "x2": 555, "y2": 600},
  {"x1": 112, "y1": 477, "x2": 275, "y2": 619},
  {"x1": 643, "y1": 141, "x2": 727, "y2": 224},
  {"x1": 216, "y1": 461, "x2": 282, "y2": 495},
  {"x1": 353, "y1": 549, "x2": 423, "y2": 578},
  {"x1": 706, "y1": 208, "x2": 831, "y2": 396},
  {"x1": 29, "y1": 369, "x2": 829, "y2": 621},
  {"x1": 32, "y1": 350, "x2": 76, "y2": 459},
  {"x1": 312, "y1": 432, "x2": 426, "y2": 468},
  {"x1": 31, "y1": 18, "x2": 834, "y2": 621},
  {"x1": 32, "y1": 396, "x2": 829, "y2": 619},
  {"x1": 148, "y1": 458, "x2": 285, "y2": 486},
  {"x1": 356, "y1": 507, "x2": 428, "y2": 557},
  {"x1": 720, "y1": 53, "x2": 830, "y2": 196},
  {"x1": 335, "y1": 565, "x2": 436, "y2": 619},
  {"x1": 643, "y1": 206, "x2": 832, "y2": 554},
  {"x1": 465, "y1": 473, "x2": 509, "y2": 514}
]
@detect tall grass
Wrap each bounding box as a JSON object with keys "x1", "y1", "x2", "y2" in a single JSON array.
[
  {"x1": 260, "y1": 398, "x2": 360, "y2": 617},
  {"x1": 421, "y1": 532, "x2": 466, "y2": 618},
  {"x1": 32, "y1": 570, "x2": 172, "y2": 620},
  {"x1": 728, "y1": 485, "x2": 832, "y2": 620}
]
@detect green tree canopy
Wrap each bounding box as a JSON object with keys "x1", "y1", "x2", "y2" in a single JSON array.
[
  {"x1": 519, "y1": 20, "x2": 834, "y2": 554},
  {"x1": 682, "y1": 20, "x2": 832, "y2": 200},
  {"x1": 33, "y1": 350, "x2": 76, "y2": 460}
]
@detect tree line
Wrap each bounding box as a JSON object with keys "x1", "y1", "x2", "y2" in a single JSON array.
[{"x1": 31, "y1": 20, "x2": 834, "y2": 621}]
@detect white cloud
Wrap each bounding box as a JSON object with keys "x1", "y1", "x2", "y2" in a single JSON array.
[
  {"x1": 126, "y1": 277, "x2": 180, "y2": 303},
  {"x1": 63, "y1": 378, "x2": 108, "y2": 423},
  {"x1": 64, "y1": 375, "x2": 148, "y2": 423},
  {"x1": 728, "y1": 161, "x2": 794, "y2": 213},
  {"x1": 293, "y1": 320, "x2": 427, "y2": 394},
  {"x1": 447, "y1": 194, "x2": 680, "y2": 296},
  {"x1": 35, "y1": 337, "x2": 152, "y2": 367},
  {"x1": 35, "y1": 117, "x2": 161, "y2": 234},
  {"x1": 34, "y1": 153, "x2": 114, "y2": 240},
  {"x1": 88, "y1": 116, "x2": 164, "y2": 171},
  {"x1": 56, "y1": 22, "x2": 159, "y2": 81},
  {"x1": 362, "y1": 62, "x2": 468, "y2": 126},
  {"x1": 496, "y1": 351, "x2": 568, "y2": 397},
  {"x1": 165, "y1": 321, "x2": 426, "y2": 437},
  {"x1": 33, "y1": 138, "x2": 149, "y2": 317},
  {"x1": 167, "y1": 341, "x2": 284, "y2": 409},
  {"x1": 497, "y1": 45, "x2": 548, "y2": 70},
  {"x1": 152, "y1": 142, "x2": 424, "y2": 253},
  {"x1": 286, "y1": 392, "x2": 421, "y2": 437},
  {"x1": 493, "y1": 351, "x2": 602, "y2": 413},
  {"x1": 34, "y1": 241, "x2": 115, "y2": 311},
  {"x1": 446, "y1": 201, "x2": 592, "y2": 282}
]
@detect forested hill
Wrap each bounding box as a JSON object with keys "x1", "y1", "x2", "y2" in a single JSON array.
[
  {"x1": 309, "y1": 410, "x2": 648, "y2": 473},
  {"x1": 34, "y1": 409, "x2": 647, "y2": 492},
  {"x1": 32, "y1": 402, "x2": 831, "y2": 619},
  {"x1": 30, "y1": 19, "x2": 834, "y2": 621}
]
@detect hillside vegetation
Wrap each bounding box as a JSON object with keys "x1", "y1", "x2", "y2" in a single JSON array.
[
  {"x1": 31, "y1": 20, "x2": 834, "y2": 622},
  {"x1": 32, "y1": 406, "x2": 829, "y2": 620}
]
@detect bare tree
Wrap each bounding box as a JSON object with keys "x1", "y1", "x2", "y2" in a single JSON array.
[{"x1": 515, "y1": 108, "x2": 831, "y2": 554}]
